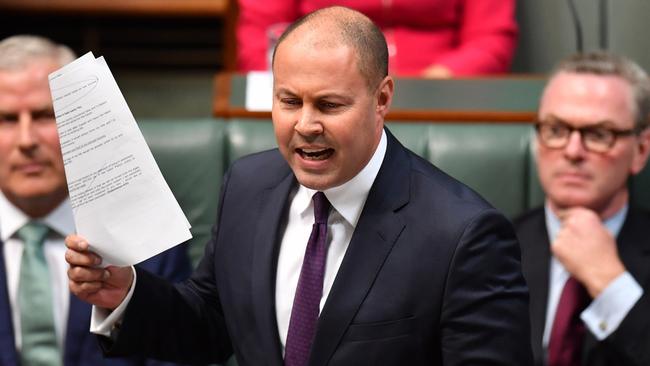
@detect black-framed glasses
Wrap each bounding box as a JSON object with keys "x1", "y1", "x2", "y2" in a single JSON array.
[{"x1": 535, "y1": 121, "x2": 638, "y2": 153}]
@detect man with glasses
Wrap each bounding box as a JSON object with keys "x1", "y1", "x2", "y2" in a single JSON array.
[{"x1": 515, "y1": 52, "x2": 650, "y2": 366}]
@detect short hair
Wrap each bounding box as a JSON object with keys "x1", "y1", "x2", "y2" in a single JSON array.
[
  {"x1": 551, "y1": 51, "x2": 650, "y2": 131},
  {"x1": 0, "y1": 35, "x2": 76, "y2": 71},
  {"x1": 272, "y1": 6, "x2": 388, "y2": 90}
]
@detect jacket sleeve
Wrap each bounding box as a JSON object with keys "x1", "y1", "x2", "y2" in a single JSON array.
[
  {"x1": 605, "y1": 291, "x2": 650, "y2": 365},
  {"x1": 102, "y1": 170, "x2": 236, "y2": 365},
  {"x1": 440, "y1": 208, "x2": 533, "y2": 365}
]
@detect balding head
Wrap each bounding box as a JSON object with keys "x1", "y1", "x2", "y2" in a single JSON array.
[{"x1": 272, "y1": 6, "x2": 388, "y2": 90}]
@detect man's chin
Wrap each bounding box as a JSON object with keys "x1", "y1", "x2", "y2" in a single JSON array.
[
  {"x1": 548, "y1": 190, "x2": 598, "y2": 210},
  {"x1": 4, "y1": 183, "x2": 68, "y2": 203},
  {"x1": 295, "y1": 172, "x2": 339, "y2": 191}
]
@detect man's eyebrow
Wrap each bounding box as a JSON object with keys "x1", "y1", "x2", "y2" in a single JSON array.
[
  {"x1": 275, "y1": 88, "x2": 297, "y2": 97},
  {"x1": 315, "y1": 93, "x2": 351, "y2": 100},
  {"x1": 0, "y1": 111, "x2": 18, "y2": 120},
  {"x1": 31, "y1": 107, "x2": 56, "y2": 118},
  {"x1": 0, "y1": 107, "x2": 55, "y2": 120},
  {"x1": 541, "y1": 114, "x2": 618, "y2": 128}
]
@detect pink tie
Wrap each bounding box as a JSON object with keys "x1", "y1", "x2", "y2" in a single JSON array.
[{"x1": 548, "y1": 277, "x2": 590, "y2": 366}]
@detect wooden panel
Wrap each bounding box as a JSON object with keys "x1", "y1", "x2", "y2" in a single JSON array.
[
  {"x1": 213, "y1": 72, "x2": 545, "y2": 122},
  {"x1": 0, "y1": 14, "x2": 225, "y2": 72},
  {"x1": 0, "y1": 0, "x2": 228, "y2": 17}
]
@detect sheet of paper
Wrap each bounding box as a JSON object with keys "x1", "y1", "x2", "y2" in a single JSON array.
[
  {"x1": 245, "y1": 71, "x2": 273, "y2": 111},
  {"x1": 49, "y1": 52, "x2": 192, "y2": 266}
]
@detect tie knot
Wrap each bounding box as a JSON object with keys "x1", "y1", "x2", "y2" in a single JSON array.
[
  {"x1": 312, "y1": 192, "x2": 330, "y2": 224},
  {"x1": 17, "y1": 221, "x2": 49, "y2": 249}
]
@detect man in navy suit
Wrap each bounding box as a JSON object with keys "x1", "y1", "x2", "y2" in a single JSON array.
[
  {"x1": 66, "y1": 7, "x2": 533, "y2": 365},
  {"x1": 515, "y1": 52, "x2": 650, "y2": 366},
  {"x1": 0, "y1": 35, "x2": 192, "y2": 366}
]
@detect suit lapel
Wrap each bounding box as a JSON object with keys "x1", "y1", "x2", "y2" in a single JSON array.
[
  {"x1": 615, "y1": 207, "x2": 650, "y2": 280},
  {"x1": 0, "y1": 240, "x2": 19, "y2": 366},
  {"x1": 309, "y1": 131, "x2": 409, "y2": 366},
  {"x1": 520, "y1": 209, "x2": 551, "y2": 364},
  {"x1": 251, "y1": 171, "x2": 295, "y2": 366}
]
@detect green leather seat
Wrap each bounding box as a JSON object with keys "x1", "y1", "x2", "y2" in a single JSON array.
[
  {"x1": 139, "y1": 118, "x2": 227, "y2": 265},
  {"x1": 139, "y1": 117, "x2": 650, "y2": 266}
]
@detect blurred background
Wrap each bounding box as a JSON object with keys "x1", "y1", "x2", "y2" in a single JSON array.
[{"x1": 0, "y1": 0, "x2": 648, "y2": 119}]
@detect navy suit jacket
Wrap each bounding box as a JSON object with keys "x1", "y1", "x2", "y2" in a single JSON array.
[
  {"x1": 515, "y1": 206, "x2": 650, "y2": 366},
  {"x1": 107, "y1": 129, "x2": 533, "y2": 365},
  {"x1": 0, "y1": 238, "x2": 192, "y2": 366}
]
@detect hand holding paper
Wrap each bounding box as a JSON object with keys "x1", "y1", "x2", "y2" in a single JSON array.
[{"x1": 49, "y1": 52, "x2": 192, "y2": 266}]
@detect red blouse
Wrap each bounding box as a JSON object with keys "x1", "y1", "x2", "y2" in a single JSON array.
[{"x1": 236, "y1": 0, "x2": 518, "y2": 76}]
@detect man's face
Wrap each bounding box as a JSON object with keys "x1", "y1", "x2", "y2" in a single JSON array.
[
  {"x1": 536, "y1": 71, "x2": 650, "y2": 217},
  {"x1": 0, "y1": 59, "x2": 68, "y2": 215},
  {"x1": 272, "y1": 34, "x2": 392, "y2": 190}
]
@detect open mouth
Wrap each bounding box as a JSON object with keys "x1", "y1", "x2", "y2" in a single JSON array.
[{"x1": 297, "y1": 148, "x2": 334, "y2": 161}]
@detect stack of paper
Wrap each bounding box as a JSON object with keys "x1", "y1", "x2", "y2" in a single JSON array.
[{"x1": 48, "y1": 52, "x2": 192, "y2": 266}]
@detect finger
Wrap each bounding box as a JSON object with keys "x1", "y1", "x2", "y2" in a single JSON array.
[
  {"x1": 68, "y1": 266, "x2": 110, "y2": 283},
  {"x1": 65, "y1": 248, "x2": 102, "y2": 267},
  {"x1": 69, "y1": 279, "x2": 103, "y2": 297},
  {"x1": 104, "y1": 266, "x2": 135, "y2": 288},
  {"x1": 65, "y1": 234, "x2": 89, "y2": 251}
]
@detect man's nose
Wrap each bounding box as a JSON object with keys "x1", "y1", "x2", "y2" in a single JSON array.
[
  {"x1": 17, "y1": 112, "x2": 38, "y2": 150},
  {"x1": 563, "y1": 130, "x2": 586, "y2": 159},
  {"x1": 294, "y1": 107, "x2": 324, "y2": 136}
]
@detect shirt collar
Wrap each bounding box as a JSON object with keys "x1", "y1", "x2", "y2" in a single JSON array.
[
  {"x1": 0, "y1": 191, "x2": 75, "y2": 241},
  {"x1": 544, "y1": 202, "x2": 628, "y2": 243},
  {"x1": 296, "y1": 129, "x2": 387, "y2": 227}
]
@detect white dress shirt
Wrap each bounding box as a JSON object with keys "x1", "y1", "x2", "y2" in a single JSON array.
[
  {"x1": 542, "y1": 203, "x2": 643, "y2": 353},
  {"x1": 0, "y1": 192, "x2": 75, "y2": 350},
  {"x1": 92, "y1": 130, "x2": 388, "y2": 345},
  {"x1": 275, "y1": 130, "x2": 387, "y2": 353}
]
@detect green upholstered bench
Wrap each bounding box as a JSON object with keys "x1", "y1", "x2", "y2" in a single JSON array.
[
  {"x1": 139, "y1": 118, "x2": 226, "y2": 266},
  {"x1": 139, "y1": 118, "x2": 650, "y2": 267}
]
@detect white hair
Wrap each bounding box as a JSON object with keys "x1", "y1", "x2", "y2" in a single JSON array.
[{"x1": 0, "y1": 35, "x2": 76, "y2": 70}]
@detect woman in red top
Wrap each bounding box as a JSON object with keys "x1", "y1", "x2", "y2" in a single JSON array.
[{"x1": 236, "y1": 0, "x2": 518, "y2": 77}]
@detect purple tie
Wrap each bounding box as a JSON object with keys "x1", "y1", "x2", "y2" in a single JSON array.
[
  {"x1": 284, "y1": 192, "x2": 331, "y2": 366},
  {"x1": 548, "y1": 277, "x2": 590, "y2": 366}
]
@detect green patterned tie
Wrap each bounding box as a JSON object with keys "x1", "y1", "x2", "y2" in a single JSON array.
[{"x1": 17, "y1": 221, "x2": 62, "y2": 366}]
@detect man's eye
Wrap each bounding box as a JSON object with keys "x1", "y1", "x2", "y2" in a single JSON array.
[
  {"x1": 318, "y1": 101, "x2": 340, "y2": 110},
  {"x1": 548, "y1": 125, "x2": 566, "y2": 136},
  {"x1": 541, "y1": 124, "x2": 567, "y2": 138},
  {"x1": 585, "y1": 128, "x2": 612, "y2": 142},
  {"x1": 281, "y1": 98, "x2": 301, "y2": 106},
  {"x1": 0, "y1": 115, "x2": 18, "y2": 125}
]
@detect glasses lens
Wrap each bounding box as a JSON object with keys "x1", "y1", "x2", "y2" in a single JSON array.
[
  {"x1": 583, "y1": 128, "x2": 614, "y2": 152},
  {"x1": 538, "y1": 124, "x2": 568, "y2": 148}
]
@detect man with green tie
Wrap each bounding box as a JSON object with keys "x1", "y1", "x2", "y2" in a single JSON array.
[{"x1": 0, "y1": 35, "x2": 192, "y2": 366}]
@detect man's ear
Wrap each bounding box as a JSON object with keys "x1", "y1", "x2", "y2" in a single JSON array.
[
  {"x1": 631, "y1": 127, "x2": 650, "y2": 175},
  {"x1": 376, "y1": 76, "x2": 394, "y2": 118}
]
